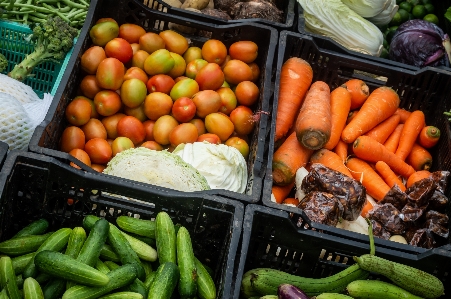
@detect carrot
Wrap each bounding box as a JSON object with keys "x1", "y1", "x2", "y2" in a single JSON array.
[
  {"x1": 341, "y1": 86, "x2": 400, "y2": 144},
  {"x1": 310, "y1": 149, "x2": 352, "y2": 177},
  {"x1": 341, "y1": 79, "x2": 369, "y2": 110},
  {"x1": 346, "y1": 110, "x2": 359, "y2": 125},
  {"x1": 395, "y1": 110, "x2": 425, "y2": 160},
  {"x1": 418, "y1": 125, "x2": 440, "y2": 148},
  {"x1": 394, "y1": 108, "x2": 412, "y2": 123},
  {"x1": 272, "y1": 131, "x2": 313, "y2": 186},
  {"x1": 334, "y1": 139, "x2": 348, "y2": 163},
  {"x1": 406, "y1": 170, "x2": 432, "y2": 188},
  {"x1": 352, "y1": 135, "x2": 415, "y2": 178},
  {"x1": 375, "y1": 161, "x2": 406, "y2": 192},
  {"x1": 360, "y1": 199, "x2": 374, "y2": 218},
  {"x1": 346, "y1": 157, "x2": 391, "y2": 201},
  {"x1": 272, "y1": 182, "x2": 295, "y2": 204},
  {"x1": 275, "y1": 57, "x2": 313, "y2": 141},
  {"x1": 364, "y1": 114, "x2": 400, "y2": 144},
  {"x1": 324, "y1": 86, "x2": 352, "y2": 150},
  {"x1": 282, "y1": 197, "x2": 300, "y2": 206},
  {"x1": 384, "y1": 124, "x2": 404, "y2": 153},
  {"x1": 295, "y1": 81, "x2": 332, "y2": 150},
  {"x1": 406, "y1": 143, "x2": 432, "y2": 171}
]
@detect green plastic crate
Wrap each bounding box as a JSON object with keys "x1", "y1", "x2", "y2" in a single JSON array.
[{"x1": 0, "y1": 20, "x2": 74, "y2": 99}]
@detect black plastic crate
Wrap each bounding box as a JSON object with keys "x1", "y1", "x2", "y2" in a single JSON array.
[
  {"x1": 262, "y1": 30, "x2": 451, "y2": 254},
  {"x1": 232, "y1": 204, "x2": 451, "y2": 299},
  {"x1": 28, "y1": 0, "x2": 278, "y2": 204},
  {"x1": 144, "y1": 0, "x2": 295, "y2": 31},
  {"x1": 0, "y1": 151, "x2": 244, "y2": 299},
  {"x1": 0, "y1": 141, "x2": 7, "y2": 172}
]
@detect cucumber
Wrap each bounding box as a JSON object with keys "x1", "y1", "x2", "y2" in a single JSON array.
[
  {"x1": 16, "y1": 274, "x2": 24, "y2": 289},
  {"x1": 155, "y1": 212, "x2": 176, "y2": 265},
  {"x1": 0, "y1": 233, "x2": 52, "y2": 256},
  {"x1": 243, "y1": 264, "x2": 369, "y2": 297},
  {"x1": 61, "y1": 264, "x2": 138, "y2": 299},
  {"x1": 35, "y1": 250, "x2": 110, "y2": 286},
  {"x1": 116, "y1": 216, "x2": 156, "y2": 239},
  {"x1": 65, "y1": 227, "x2": 87, "y2": 259},
  {"x1": 143, "y1": 272, "x2": 156, "y2": 290},
  {"x1": 12, "y1": 219, "x2": 49, "y2": 239},
  {"x1": 100, "y1": 244, "x2": 121, "y2": 262},
  {"x1": 130, "y1": 234, "x2": 156, "y2": 248},
  {"x1": 354, "y1": 254, "x2": 444, "y2": 299},
  {"x1": 147, "y1": 262, "x2": 179, "y2": 299},
  {"x1": 128, "y1": 278, "x2": 147, "y2": 298},
  {"x1": 95, "y1": 259, "x2": 111, "y2": 275},
  {"x1": 11, "y1": 252, "x2": 34, "y2": 274},
  {"x1": 23, "y1": 228, "x2": 72, "y2": 278},
  {"x1": 0, "y1": 289, "x2": 8, "y2": 299},
  {"x1": 316, "y1": 293, "x2": 354, "y2": 299},
  {"x1": 35, "y1": 272, "x2": 52, "y2": 284},
  {"x1": 104, "y1": 261, "x2": 120, "y2": 271},
  {"x1": 43, "y1": 279, "x2": 66, "y2": 299},
  {"x1": 195, "y1": 257, "x2": 216, "y2": 299},
  {"x1": 141, "y1": 261, "x2": 152, "y2": 277},
  {"x1": 23, "y1": 277, "x2": 44, "y2": 299},
  {"x1": 177, "y1": 226, "x2": 197, "y2": 298},
  {"x1": 121, "y1": 232, "x2": 157, "y2": 262},
  {"x1": 77, "y1": 219, "x2": 110, "y2": 267},
  {"x1": 347, "y1": 280, "x2": 423, "y2": 299},
  {"x1": 0, "y1": 256, "x2": 22, "y2": 299},
  {"x1": 98, "y1": 291, "x2": 143, "y2": 299}
]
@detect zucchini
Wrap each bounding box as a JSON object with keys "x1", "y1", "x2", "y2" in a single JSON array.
[
  {"x1": 23, "y1": 228, "x2": 72, "y2": 278},
  {"x1": 95, "y1": 259, "x2": 111, "y2": 275},
  {"x1": 100, "y1": 244, "x2": 121, "y2": 262},
  {"x1": 12, "y1": 219, "x2": 49, "y2": 239},
  {"x1": 61, "y1": 264, "x2": 138, "y2": 299},
  {"x1": 243, "y1": 264, "x2": 369, "y2": 297},
  {"x1": 155, "y1": 212, "x2": 176, "y2": 265},
  {"x1": 43, "y1": 279, "x2": 66, "y2": 299},
  {"x1": 65, "y1": 227, "x2": 87, "y2": 259},
  {"x1": 0, "y1": 233, "x2": 52, "y2": 256},
  {"x1": 354, "y1": 254, "x2": 444, "y2": 299},
  {"x1": 143, "y1": 272, "x2": 156, "y2": 290},
  {"x1": 11, "y1": 252, "x2": 34, "y2": 275},
  {"x1": 23, "y1": 277, "x2": 45, "y2": 299},
  {"x1": 98, "y1": 291, "x2": 143, "y2": 299},
  {"x1": 0, "y1": 256, "x2": 22, "y2": 299},
  {"x1": 177, "y1": 226, "x2": 197, "y2": 298},
  {"x1": 347, "y1": 280, "x2": 423, "y2": 299},
  {"x1": 147, "y1": 262, "x2": 179, "y2": 299},
  {"x1": 195, "y1": 257, "x2": 216, "y2": 299},
  {"x1": 121, "y1": 232, "x2": 157, "y2": 262},
  {"x1": 35, "y1": 250, "x2": 110, "y2": 286},
  {"x1": 116, "y1": 216, "x2": 156, "y2": 239}
]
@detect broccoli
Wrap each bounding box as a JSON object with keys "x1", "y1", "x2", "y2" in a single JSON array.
[
  {"x1": 8, "y1": 16, "x2": 78, "y2": 82},
  {"x1": 0, "y1": 53, "x2": 7, "y2": 73}
]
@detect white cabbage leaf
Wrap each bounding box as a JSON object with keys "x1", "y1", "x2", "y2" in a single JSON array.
[
  {"x1": 298, "y1": 0, "x2": 384, "y2": 56},
  {"x1": 366, "y1": 0, "x2": 398, "y2": 27},
  {"x1": 341, "y1": 0, "x2": 390, "y2": 18}
]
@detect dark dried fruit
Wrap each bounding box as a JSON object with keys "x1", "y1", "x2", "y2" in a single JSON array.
[
  {"x1": 298, "y1": 191, "x2": 341, "y2": 226},
  {"x1": 406, "y1": 177, "x2": 436, "y2": 207},
  {"x1": 371, "y1": 219, "x2": 391, "y2": 240},
  {"x1": 380, "y1": 185, "x2": 408, "y2": 211},
  {"x1": 408, "y1": 228, "x2": 436, "y2": 248},
  {"x1": 424, "y1": 210, "x2": 449, "y2": 238},
  {"x1": 428, "y1": 190, "x2": 448, "y2": 212},
  {"x1": 400, "y1": 203, "x2": 428, "y2": 222},
  {"x1": 368, "y1": 203, "x2": 405, "y2": 235},
  {"x1": 431, "y1": 170, "x2": 450, "y2": 193}
]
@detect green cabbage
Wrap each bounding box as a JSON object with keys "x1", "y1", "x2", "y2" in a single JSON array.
[{"x1": 298, "y1": 0, "x2": 384, "y2": 56}]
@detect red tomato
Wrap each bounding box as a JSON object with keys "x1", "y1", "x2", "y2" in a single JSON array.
[
  {"x1": 69, "y1": 149, "x2": 91, "y2": 169},
  {"x1": 65, "y1": 96, "x2": 93, "y2": 126},
  {"x1": 111, "y1": 136, "x2": 135, "y2": 156},
  {"x1": 60, "y1": 126, "x2": 85, "y2": 153},
  {"x1": 81, "y1": 46, "x2": 106, "y2": 74},
  {"x1": 229, "y1": 106, "x2": 255, "y2": 135},
  {"x1": 169, "y1": 123, "x2": 198, "y2": 147},
  {"x1": 101, "y1": 113, "x2": 126, "y2": 140},
  {"x1": 141, "y1": 141, "x2": 164, "y2": 151},
  {"x1": 142, "y1": 120, "x2": 156, "y2": 141},
  {"x1": 124, "y1": 67, "x2": 149, "y2": 84},
  {"x1": 94, "y1": 90, "x2": 122, "y2": 116},
  {"x1": 105, "y1": 38, "x2": 133, "y2": 63},
  {"x1": 197, "y1": 133, "x2": 221, "y2": 144},
  {"x1": 117, "y1": 116, "x2": 146, "y2": 145},
  {"x1": 80, "y1": 75, "x2": 102, "y2": 99},
  {"x1": 80, "y1": 118, "x2": 107, "y2": 141},
  {"x1": 119, "y1": 23, "x2": 146, "y2": 44},
  {"x1": 96, "y1": 57, "x2": 125, "y2": 90},
  {"x1": 84, "y1": 138, "x2": 112, "y2": 164},
  {"x1": 171, "y1": 97, "x2": 196, "y2": 123},
  {"x1": 146, "y1": 74, "x2": 175, "y2": 94}
]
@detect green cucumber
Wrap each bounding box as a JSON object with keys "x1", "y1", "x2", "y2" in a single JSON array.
[
  {"x1": 195, "y1": 257, "x2": 216, "y2": 299},
  {"x1": 23, "y1": 277, "x2": 44, "y2": 299},
  {"x1": 99, "y1": 291, "x2": 143, "y2": 299},
  {"x1": 0, "y1": 289, "x2": 8, "y2": 299},
  {"x1": 35, "y1": 272, "x2": 52, "y2": 284},
  {"x1": 16, "y1": 274, "x2": 24, "y2": 289},
  {"x1": 43, "y1": 279, "x2": 66, "y2": 299},
  {"x1": 12, "y1": 219, "x2": 49, "y2": 239},
  {"x1": 104, "y1": 261, "x2": 120, "y2": 271},
  {"x1": 147, "y1": 262, "x2": 179, "y2": 299},
  {"x1": 121, "y1": 232, "x2": 157, "y2": 262},
  {"x1": 130, "y1": 234, "x2": 156, "y2": 247},
  {"x1": 143, "y1": 272, "x2": 156, "y2": 290},
  {"x1": 77, "y1": 219, "x2": 110, "y2": 266},
  {"x1": 354, "y1": 254, "x2": 445, "y2": 299},
  {"x1": 347, "y1": 280, "x2": 423, "y2": 299},
  {"x1": 0, "y1": 233, "x2": 52, "y2": 256},
  {"x1": 104, "y1": 260, "x2": 146, "y2": 297},
  {"x1": 316, "y1": 293, "x2": 354, "y2": 299},
  {"x1": 23, "y1": 228, "x2": 72, "y2": 278},
  {"x1": 100, "y1": 244, "x2": 120, "y2": 262},
  {"x1": 61, "y1": 264, "x2": 138, "y2": 299},
  {"x1": 0, "y1": 256, "x2": 22, "y2": 299},
  {"x1": 141, "y1": 261, "x2": 152, "y2": 277},
  {"x1": 11, "y1": 252, "x2": 34, "y2": 274},
  {"x1": 155, "y1": 212, "x2": 176, "y2": 265},
  {"x1": 116, "y1": 216, "x2": 156, "y2": 239},
  {"x1": 95, "y1": 259, "x2": 111, "y2": 275},
  {"x1": 65, "y1": 227, "x2": 87, "y2": 259},
  {"x1": 177, "y1": 226, "x2": 197, "y2": 298},
  {"x1": 35, "y1": 250, "x2": 110, "y2": 287}
]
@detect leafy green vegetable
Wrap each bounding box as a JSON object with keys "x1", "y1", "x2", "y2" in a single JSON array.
[{"x1": 445, "y1": 7, "x2": 451, "y2": 23}]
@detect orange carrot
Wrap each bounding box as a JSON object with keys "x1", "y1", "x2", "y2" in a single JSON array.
[
  {"x1": 384, "y1": 124, "x2": 404, "y2": 153},
  {"x1": 346, "y1": 157, "x2": 391, "y2": 201},
  {"x1": 346, "y1": 110, "x2": 359, "y2": 125},
  {"x1": 406, "y1": 143, "x2": 432, "y2": 171},
  {"x1": 352, "y1": 135, "x2": 415, "y2": 178},
  {"x1": 310, "y1": 149, "x2": 352, "y2": 177},
  {"x1": 375, "y1": 161, "x2": 406, "y2": 192},
  {"x1": 395, "y1": 110, "x2": 425, "y2": 160},
  {"x1": 282, "y1": 197, "x2": 300, "y2": 206},
  {"x1": 272, "y1": 131, "x2": 313, "y2": 186},
  {"x1": 361, "y1": 199, "x2": 374, "y2": 218},
  {"x1": 275, "y1": 58, "x2": 313, "y2": 141},
  {"x1": 272, "y1": 182, "x2": 295, "y2": 204},
  {"x1": 324, "y1": 86, "x2": 352, "y2": 150},
  {"x1": 364, "y1": 114, "x2": 400, "y2": 144},
  {"x1": 342, "y1": 79, "x2": 370, "y2": 110},
  {"x1": 418, "y1": 125, "x2": 440, "y2": 148},
  {"x1": 341, "y1": 86, "x2": 400, "y2": 144},
  {"x1": 295, "y1": 81, "x2": 332, "y2": 150},
  {"x1": 394, "y1": 108, "x2": 412, "y2": 123},
  {"x1": 334, "y1": 139, "x2": 348, "y2": 163},
  {"x1": 406, "y1": 170, "x2": 432, "y2": 188}
]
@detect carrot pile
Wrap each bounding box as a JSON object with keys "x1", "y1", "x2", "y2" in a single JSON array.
[{"x1": 272, "y1": 58, "x2": 442, "y2": 212}]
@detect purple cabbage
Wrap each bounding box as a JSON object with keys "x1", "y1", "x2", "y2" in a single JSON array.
[{"x1": 389, "y1": 19, "x2": 451, "y2": 68}]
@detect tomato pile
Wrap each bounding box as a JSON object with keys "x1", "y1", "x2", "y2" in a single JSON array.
[{"x1": 61, "y1": 18, "x2": 262, "y2": 172}]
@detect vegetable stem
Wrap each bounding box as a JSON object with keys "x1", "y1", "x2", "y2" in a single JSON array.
[{"x1": 365, "y1": 218, "x2": 375, "y2": 256}]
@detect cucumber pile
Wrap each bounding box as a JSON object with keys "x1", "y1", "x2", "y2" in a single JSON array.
[{"x1": 0, "y1": 212, "x2": 216, "y2": 299}]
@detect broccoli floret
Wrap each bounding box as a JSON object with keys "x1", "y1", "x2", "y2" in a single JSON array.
[
  {"x1": 0, "y1": 53, "x2": 7, "y2": 73},
  {"x1": 8, "y1": 16, "x2": 78, "y2": 82}
]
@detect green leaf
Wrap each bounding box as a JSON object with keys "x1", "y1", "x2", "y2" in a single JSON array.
[{"x1": 444, "y1": 7, "x2": 451, "y2": 23}]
